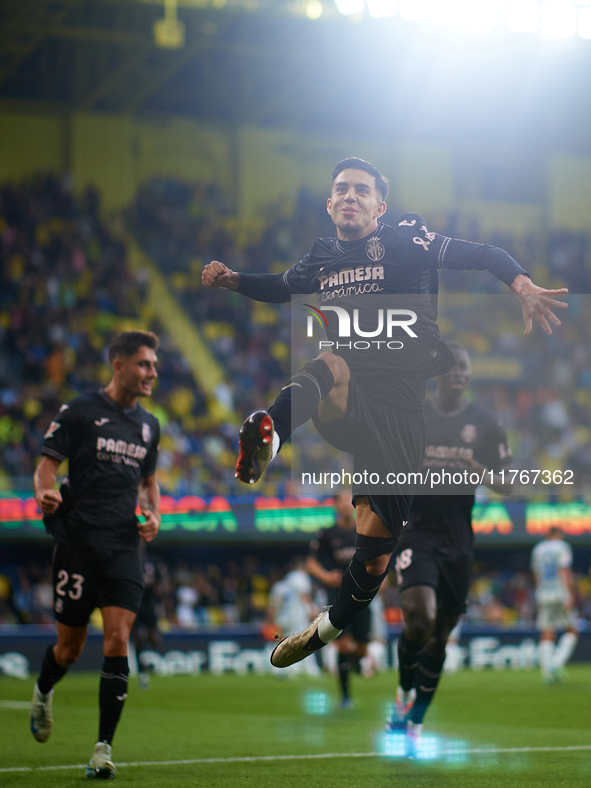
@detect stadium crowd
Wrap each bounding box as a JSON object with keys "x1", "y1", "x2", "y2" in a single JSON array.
[
  {"x1": 2, "y1": 173, "x2": 591, "y2": 496},
  {"x1": 3, "y1": 552, "x2": 591, "y2": 631}
]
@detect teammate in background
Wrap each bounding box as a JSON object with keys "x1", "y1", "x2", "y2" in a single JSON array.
[
  {"x1": 133, "y1": 548, "x2": 168, "y2": 689},
  {"x1": 306, "y1": 492, "x2": 372, "y2": 708},
  {"x1": 531, "y1": 527, "x2": 578, "y2": 684},
  {"x1": 202, "y1": 157, "x2": 567, "y2": 671},
  {"x1": 266, "y1": 557, "x2": 320, "y2": 677},
  {"x1": 389, "y1": 343, "x2": 513, "y2": 754},
  {"x1": 31, "y1": 331, "x2": 161, "y2": 779}
]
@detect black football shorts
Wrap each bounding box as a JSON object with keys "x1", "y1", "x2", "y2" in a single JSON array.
[
  {"x1": 312, "y1": 375, "x2": 426, "y2": 540},
  {"x1": 52, "y1": 542, "x2": 144, "y2": 627},
  {"x1": 393, "y1": 538, "x2": 473, "y2": 615}
]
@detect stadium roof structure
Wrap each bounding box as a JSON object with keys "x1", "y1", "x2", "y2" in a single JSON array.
[
  {"x1": 1, "y1": 0, "x2": 591, "y2": 148},
  {"x1": 0, "y1": 0, "x2": 345, "y2": 126}
]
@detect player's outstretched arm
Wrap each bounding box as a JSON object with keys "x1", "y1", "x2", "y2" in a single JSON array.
[
  {"x1": 509, "y1": 274, "x2": 568, "y2": 336},
  {"x1": 201, "y1": 260, "x2": 240, "y2": 290},
  {"x1": 138, "y1": 473, "x2": 161, "y2": 543},
  {"x1": 33, "y1": 456, "x2": 62, "y2": 514}
]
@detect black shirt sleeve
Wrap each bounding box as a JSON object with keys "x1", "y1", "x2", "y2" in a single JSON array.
[
  {"x1": 143, "y1": 420, "x2": 160, "y2": 477},
  {"x1": 41, "y1": 401, "x2": 81, "y2": 463},
  {"x1": 236, "y1": 241, "x2": 325, "y2": 302},
  {"x1": 308, "y1": 529, "x2": 331, "y2": 566},
  {"x1": 475, "y1": 418, "x2": 513, "y2": 472},
  {"x1": 235, "y1": 272, "x2": 294, "y2": 303},
  {"x1": 397, "y1": 213, "x2": 529, "y2": 287}
]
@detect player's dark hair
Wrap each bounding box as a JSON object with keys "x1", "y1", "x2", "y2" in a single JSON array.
[
  {"x1": 445, "y1": 340, "x2": 469, "y2": 358},
  {"x1": 108, "y1": 331, "x2": 159, "y2": 363},
  {"x1": 331, "y1": 157, "x2": 389, "y2": 201},
  {"x1": 548, "y1": 526, "x2": 562, "y2": 538}
]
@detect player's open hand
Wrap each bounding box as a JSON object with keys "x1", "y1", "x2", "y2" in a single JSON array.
[
  {"x1": 138, "y1": 510, "x2": 160, "y2": 543},
  {"x1": 201, "y1": 260, "x2": 239, "y2": 290},
  {"x1": 37, "y1": 489, "x2": 62, "y2": 515},
  {"x1": 510, "y1": 274, "x2": 568, "y2": 336}
]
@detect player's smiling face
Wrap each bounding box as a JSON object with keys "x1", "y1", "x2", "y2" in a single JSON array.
[
  {"x1": 327, "y1": 168, "x2": 386, "y2": 242},
  {"x1": 118, "y1": 346, "x2": 158, "y2": 399}
]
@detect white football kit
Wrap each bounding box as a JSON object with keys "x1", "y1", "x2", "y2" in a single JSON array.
[{"x1": 530, "y1": 538, "x2": 574, "y2": 630}]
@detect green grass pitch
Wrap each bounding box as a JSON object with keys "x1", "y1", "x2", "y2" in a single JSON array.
[{"x1": 1, "y1": 666, "x2": 591, "y2": 787}]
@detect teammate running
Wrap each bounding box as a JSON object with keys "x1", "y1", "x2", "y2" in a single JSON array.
[
  {"x1": 30, "y1": 331, "x2": 161, "y2": 779},
  {"x1": 201, "y1": 157, "x2": 567, "y2": 670},
  {"x1": 531, "y1": 527, "x2": 579, "y2": 684},
  {"x1": 389, "y1": 343, "x2": 513, "y2": 754},
  {"x1": 306, "y1": 492, "x2": 372, "y2": 708}
]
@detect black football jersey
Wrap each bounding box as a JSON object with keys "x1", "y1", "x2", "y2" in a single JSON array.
[
  {"x1": 282, "y1": 215, "x2": 527, "y2": 408},
  {"x1": 309, "y1": 524, "x2": 357, "y2": 574},
  {"x1": 41, "y1": 390, "x2": 160, "y2": 550},
  {"x1": 283, "y1": 214, "x2": 524, "y2": 298},
  {"x1": 406, "y1": 398, "x2": 512, "y2": 549}
]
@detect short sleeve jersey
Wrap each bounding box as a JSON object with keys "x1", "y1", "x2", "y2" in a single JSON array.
[
  {"x1": 405, "y1": 398, "x2": 512, "y2": 550},
  {"x1": 41, "y1": 390, "x2": 160, "y2": 550},
  {"x1": 530, "y1": 539, "x2": 573, "y2": 604}
]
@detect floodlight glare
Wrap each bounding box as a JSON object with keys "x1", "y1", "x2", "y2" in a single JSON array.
[
  {"x1": 506, "y1": 0, "x2": 540, "y2": 32},
  {"x1": 541, "y1": 0, "x2": 577, "y2": 37},
  {"x1": 428, "y1": 0, "x2": 463, "y2": 26},
  {"x1": 306, "y1": 0, "x2": 323, "y2": 18},
  {"x1": 578, "y1": 6, "x2": 591, "y2": 34},
  {"x1": 367, "y1": 0, "x2": 398, "y2": 18},
  {"x1": 334, "y1": 0, "x2": 366, "y2": 13},
  {"x1": 399, "y1": 0, "x2": 431, "y2": 21},
  {"x1": 461, "y1": 0, "x2": 503, "y2": 30},
  {"x1": 428, "y1": 0, "x2": 501, "y2": 29}
]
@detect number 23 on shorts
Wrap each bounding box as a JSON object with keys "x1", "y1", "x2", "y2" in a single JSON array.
[{"x1": 55, "y1": 570, "x2": 85, "y2": 600}]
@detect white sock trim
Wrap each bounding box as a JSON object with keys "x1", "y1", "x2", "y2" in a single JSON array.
[
  {"x1": 318, "y1": 611, "x2": 342, "y2": 644},
  {"x1": 271, "y1": 432, "x2": 280, "y2": 460}
]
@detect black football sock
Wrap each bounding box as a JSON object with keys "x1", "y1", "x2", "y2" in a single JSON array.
[
  {"x1": 328, "y1": 552, "x2": 388, "y2": 631},
  {"x1": 397, "y1": 631, "x2": 423, "y2": 692},
  {"x1": 408, "y1": 652, "x2": 445, "y2": 724},
  {"x1": 268, "y1": 359, "x2": 334, "y2": 447},
  {"x1": 98, "y1": 656, "x2": 129, "y2": 745},
  {"x1": 338, "y1": 653, "x2": 352, "y2": 701},
  {"x1": 37, "y1": 644, "x2": 68, "y2": 694}
]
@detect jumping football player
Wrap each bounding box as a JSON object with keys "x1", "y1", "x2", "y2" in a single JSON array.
[
  {"x1": 201, "y1": 157, "x2": 567, "y2": 671},
  {"x1": 389, "y1": 343, "x2": 513, "y2": 754},
  {"x1": 31, "y1": 331, "x2": 161, "y2": 779}
]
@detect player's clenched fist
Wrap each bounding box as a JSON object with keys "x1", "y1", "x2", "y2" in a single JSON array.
[
  {"x1": 138, "y1": 510, "x2": 160, "y2": 543},
  {"x1": 37, "y1": 489, "x2": 62, "y2": 515},
  {"x1": 201, "y1": 260, "x2": 239, "y2": 290}
]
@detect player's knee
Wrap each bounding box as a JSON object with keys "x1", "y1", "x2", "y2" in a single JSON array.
[
  {"x1": 402, "y1": 602, "x2": 435, "y2": 643},
  {"x1": 104, "y1": 629, "x2": 131, "y2": 655},
  {"x1": 55, "y1": 643, "x2": 84, "y2": 666},
  {"x1": 364, "y1": 553, "x2": 392, "y2": 576},
  {"x1": 316, "y1": 352, "x2": 349, "y2": 386}
]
